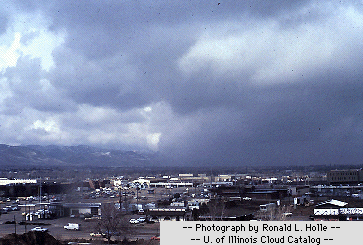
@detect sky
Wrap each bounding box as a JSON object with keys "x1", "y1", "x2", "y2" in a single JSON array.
[{"x1": 1, "y1": 0, "x2": 363, "y2": 166}]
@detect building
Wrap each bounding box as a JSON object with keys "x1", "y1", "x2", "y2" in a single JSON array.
[
  {"x1": 327, "y1": 169, "x2": 363, "y2": 184},
  {"x1": 313, "y1": 199, "x2": 348, "y2": 221},
  {"x1": 246, "y1": 189, "x2": 287, "y2": 200},
  {"x1": 146, "y1": 208, "x2": 191, "y2": 221},
  {"x1": 260, "y1": 203, "x2": 277, "y2": 212},
  {"x1": 63, "y1": 203, "x2": 101, "y2": 217},
  {"x1": 0, "y1": 178, "x2": 37, "y2": 185},
  {"x1": 198, "y1": 214, "x2": 254, "y2": 221},
  {"x1": 288, "y1": 186, "x2": 310, "y2": 197},
  {"x1": 149, "y1": 182, "x2": 193, "y2": 188}
]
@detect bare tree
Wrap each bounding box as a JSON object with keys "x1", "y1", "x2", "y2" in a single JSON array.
[
  {"x1": 208, "y1": 197, "x2": 227, "y2": 221},
  {"x1": 255, "y1": 205, "x2": 292, "y2": 221},
  {"x1": 95, "y1": 203, "x2": 130, "y2": 244}
]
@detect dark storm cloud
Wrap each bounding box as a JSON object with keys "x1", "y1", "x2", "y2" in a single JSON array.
[
  {"x1": 2, "y1": 0, "x2": 363, "y2": 165},
  {"x1": 19, "y1": 0, "x2": 329, "y2": 112},
  {"x1": 14, "y1": 0, "x2": 316, "y2": 60},
  {"x1": 160, "y1": 80, "x2": 363, "y2": 166}
]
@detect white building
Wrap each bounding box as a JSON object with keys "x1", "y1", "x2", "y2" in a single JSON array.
[{"x1": 0, "y1": 178, "x2": 37, "y2": 185}]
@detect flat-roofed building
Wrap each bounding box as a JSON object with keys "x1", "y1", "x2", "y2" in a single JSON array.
[
  {"x1": 146, "y1": 208, "x2": 191, "y2": 221},
  {"x1": 327, "y1": 169, "x2": 363, "y2": 184},
  {"x1": 0, "y1": 178, "x2": 37, "y2": 185},
  {"x1": 63, "y1": 203, "x2": 101, "y2": 217}
]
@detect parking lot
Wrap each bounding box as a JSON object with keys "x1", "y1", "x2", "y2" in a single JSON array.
[
  {"x1": 1, "y1": 210, "x2": 159, "y2": 240},
  {"x1": 0, "y1": 203, "x2": 159, "y2": 242},
  {"x1": 0, "y1": 184, "x2": 197, "y2": 242}
]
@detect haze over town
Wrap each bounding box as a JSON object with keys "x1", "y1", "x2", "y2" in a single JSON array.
[{"x1": 2, "y1": 1, "x2": 363, "y2": 166}]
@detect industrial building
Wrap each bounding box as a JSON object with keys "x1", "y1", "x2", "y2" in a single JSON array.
[{"x1": 327, "y1": 169, "x2": 363, "y2": 184}]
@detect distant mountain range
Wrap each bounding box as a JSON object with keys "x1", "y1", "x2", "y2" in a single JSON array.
[{"x1": 0, "y1": 144, "x2": 162, "y2": 168}]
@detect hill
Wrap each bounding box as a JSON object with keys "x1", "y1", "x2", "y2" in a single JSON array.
[{"x1": 0, "y1": 144, "x2": 161, "y2": 168}]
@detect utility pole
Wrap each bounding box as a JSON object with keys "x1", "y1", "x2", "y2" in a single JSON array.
[
  {"x1": 136, "y1": 186, "x2": 140, "y2": 210},
  {"x1": 119, "y1": 186, "x2": 123, "y2": 211},
  {"x1": 39, "y1": 177, "x2": 42, "y2": 204},
  {"x1": 194, "y1": 181, "x2": 197, "y2": 196},
  {"x1": 24, "y1": 200, "x2": 27, "y2": 233},
  {"x1": 14, "y1": 215, "x2": 16, "y2": 234}
]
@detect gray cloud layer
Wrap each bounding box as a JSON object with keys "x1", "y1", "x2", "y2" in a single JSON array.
[{"x1": 1, "y1": 0, "x2": 363, "y2": 166}]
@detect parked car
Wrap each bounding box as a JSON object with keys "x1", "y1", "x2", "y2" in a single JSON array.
[
  {"x1": 64, "y1": 223, "x2": 80, "y2": 230},
  {"x1": 129, "y1": 219, "x2": 139, "y2": 224},
  {"x1": 137, "y1": 217, "x2": 146, "y2": 223},
  {"x1": 90, "y1": 232, "x2": 104, "y2": 237},
  {"x1": 31, "y1": 227, "x2": 48, "y2": 232}
]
